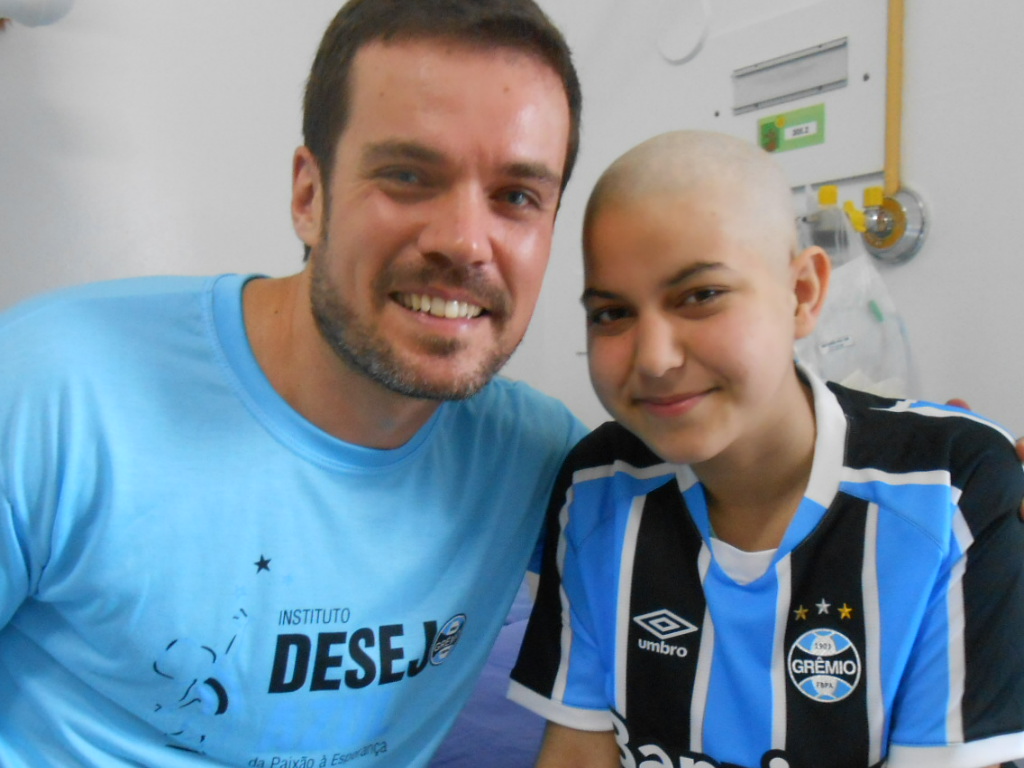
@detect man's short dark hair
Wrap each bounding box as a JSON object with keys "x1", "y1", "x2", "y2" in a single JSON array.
[{"x1": 303, "y1": 0, "x2": 582, "y2": 195}]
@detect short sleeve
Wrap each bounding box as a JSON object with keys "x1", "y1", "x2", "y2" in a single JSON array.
[
  {"x1": 508, "y1": 458, "x2": 615, "y2": 732},
  {"x1": 888, "y1": 437, "x2": 1024, "y2": 767}
]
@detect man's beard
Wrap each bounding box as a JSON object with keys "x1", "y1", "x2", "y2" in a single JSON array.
[{"x1": 308, "y1": 244, "x2": 517, "y2": 401}]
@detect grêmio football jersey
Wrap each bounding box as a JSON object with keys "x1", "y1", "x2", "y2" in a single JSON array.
[{"x1": 510, "y1": 370, "x2": 1024, "y2": 768}]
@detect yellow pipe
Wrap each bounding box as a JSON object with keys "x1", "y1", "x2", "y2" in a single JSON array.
[{"x1": 884, "y1": 0, "x2": 905, "y2": 196}]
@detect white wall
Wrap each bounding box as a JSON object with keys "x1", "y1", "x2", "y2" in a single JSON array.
[
  {"x1": 2, "y1": 1, "x2": 1022, "y2": 433},
  {"x1": 506, "y1": 0, "x2": 1024, "y2": 433},
  {"x1": 0, "y1": 1, "x2": 340, "y2": 304}
]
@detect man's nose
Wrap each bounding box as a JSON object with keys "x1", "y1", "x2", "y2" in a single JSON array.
[{"x1": 417, "y1": 186, "x2": 494, "y2": 266}]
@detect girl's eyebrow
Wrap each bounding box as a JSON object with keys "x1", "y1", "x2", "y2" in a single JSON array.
[
  {"x1": 581, "y1": 261, "x2": 727, "y2": 304},
  {"x1": 580, "y1": 286, "x2": 618, "y2": 304},
  {"x1": 662, "y1": 261, "x2": 727, "y2": 288}
]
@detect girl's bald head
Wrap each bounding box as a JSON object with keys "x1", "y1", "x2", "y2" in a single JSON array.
[{"x1": 584, "y1": 130, "x2": 798, "y2": 263}]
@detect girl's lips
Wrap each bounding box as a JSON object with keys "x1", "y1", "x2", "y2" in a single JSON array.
[{"x1": 635, "y1": 389, "x2": 711, "y2": 418}]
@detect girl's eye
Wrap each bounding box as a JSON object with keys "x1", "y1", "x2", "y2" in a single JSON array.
[
  {"x1": 587, "y1": 306, "x2": 630, "y2": 326},
  {"x1": 683, "y1": 287, "x2": 725, "y2": 305}
]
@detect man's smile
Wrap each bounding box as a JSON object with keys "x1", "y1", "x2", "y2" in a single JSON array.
[{"x1": 394, "y1": 292, "x2": 486, "y2": 319}]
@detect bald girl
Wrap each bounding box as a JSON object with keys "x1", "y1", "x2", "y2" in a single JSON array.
[
  {"x1": 509, "y1": 131, "x2": 1022, "y2": 768},
  {"x1": 534, "y1": 130, "x2": 833, "y2": 766}
]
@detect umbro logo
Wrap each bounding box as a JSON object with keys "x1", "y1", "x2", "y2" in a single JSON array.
[{"x1": 633, "y1": 609, "x2": 698, "y2": 640}]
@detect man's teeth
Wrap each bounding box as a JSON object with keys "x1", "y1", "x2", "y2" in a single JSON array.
[{"x1": 403, "y1": 294, "x2": 483, "y2": 319}]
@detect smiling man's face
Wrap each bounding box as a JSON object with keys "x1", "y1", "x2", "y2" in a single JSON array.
[{"x1": 301, "y1": 38, "x2": 570, "y2": 400}]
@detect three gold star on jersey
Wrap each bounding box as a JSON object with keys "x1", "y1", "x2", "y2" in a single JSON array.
[{"x1": 793, "y1": 599, "x2": 854, "y2": 621}]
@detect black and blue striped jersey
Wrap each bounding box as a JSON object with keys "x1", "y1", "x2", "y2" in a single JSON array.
[{"x1": 510, "y1": 372, "x2": 1024, "y2": 768}]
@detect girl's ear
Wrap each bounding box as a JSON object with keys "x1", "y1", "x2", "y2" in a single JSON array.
[{"x1": 791, "y1": 246, "x2": 831, "y2": 340}]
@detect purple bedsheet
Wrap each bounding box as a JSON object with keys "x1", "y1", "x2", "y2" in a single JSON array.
[{"x1": 428, "y1": 580, "x2": 545, "y2": 767}]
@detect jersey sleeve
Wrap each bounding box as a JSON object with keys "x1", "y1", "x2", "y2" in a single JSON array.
[
  {"x1": 887, "y1": 430, "x2": 1024, "y2": 767},
  {"x1": 508, "y1": 454, "x2": 615, "y2": 732},
  {"x1": 524, "y1": 414, "x2": 590, "y2": 579}
]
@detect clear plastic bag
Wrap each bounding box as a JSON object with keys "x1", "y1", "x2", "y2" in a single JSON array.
[{"x1": 794, "y1": 192, "x2": 915, "y2": 398}]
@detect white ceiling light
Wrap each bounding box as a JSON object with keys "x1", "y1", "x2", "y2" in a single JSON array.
[{"x1": 0, "y1": 0, "x2": 75, "y2": 27}]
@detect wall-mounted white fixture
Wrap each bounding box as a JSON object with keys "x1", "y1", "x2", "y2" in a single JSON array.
[
  {"x1": 852, "y1": 0, "x2": 927, "y2": 264},
  {"x1": 733, "y1": 38, "x2": 848, "y2": 116},
  {"x1": 821, "y1": 0, "x2": 925, "y2": 265},
  {"x1": 0, "y1": 0, "x2": 74, "y2": 27},
  {"x1": 657, "y1": 0, "x2": 710, "y2": 65},
  {"x1": 844, "y1": 187, "x2": 927, "y2": 265}
]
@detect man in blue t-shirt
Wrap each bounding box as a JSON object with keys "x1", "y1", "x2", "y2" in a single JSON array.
[{"x1": 0, "y1": 1, "x2": 586, "y2": 765}]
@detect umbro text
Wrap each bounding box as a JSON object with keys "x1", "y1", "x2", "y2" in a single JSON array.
[{"x1": 637, "y1": 638, "x2": 688, "y2": 657}]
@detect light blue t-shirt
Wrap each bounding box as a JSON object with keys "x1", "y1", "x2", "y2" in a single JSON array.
[{"x1": 0, "y1": 274, "x2": 587, "y2": 767}]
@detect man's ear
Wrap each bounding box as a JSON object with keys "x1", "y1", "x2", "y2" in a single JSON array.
[
  {"x1": 291, "y1": 146, "x2": 325, "y2": 248},
  {"x1": 792, "y1": 245, "x2": 831, "y2": 340}
]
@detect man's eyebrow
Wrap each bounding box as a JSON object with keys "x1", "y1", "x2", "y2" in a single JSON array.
[
  {"x1": 361, "y1": 140, "x2": 446, "y2": 166},
  {"x1": 360, "y1": 143, "x2": 561, "y2": 189},
  {"x1": 580, "y1": 261, "x2": 727, "y2": 304},
  {"x1": 501, "y1": 161, "x2": 561, "y2": 189}
]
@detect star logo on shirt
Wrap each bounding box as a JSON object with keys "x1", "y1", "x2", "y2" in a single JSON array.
[
  {"x1": 254, "y1": 555, "x2": 271, "y2": 574},
  {"x1": 793, "y1": 605, "x2": 809, "y2": 621},
  {"x1": 839, "y1": 603, "x2": 854, "y2": 620},
  {"x1": 816, "y1": 598, "x2": 831, "y2": 615}
]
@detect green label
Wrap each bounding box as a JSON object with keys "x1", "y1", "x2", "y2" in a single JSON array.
[{"x1": 758, "y1": 104, "x2": 826, "y2": 154}]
